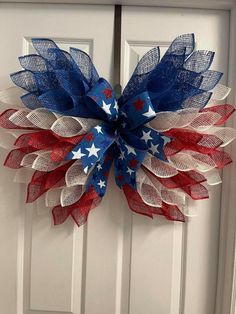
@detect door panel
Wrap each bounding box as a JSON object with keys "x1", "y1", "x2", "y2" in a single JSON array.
[
  {"x1": 0, "y1": 4, "x2": 115, "y2": 314},
  {"x1": 0, "y1": 4, "x2": 230, "y2": 314},
  {"x1": 121, "y1": 6, "x2": 229, "y2": 314}
]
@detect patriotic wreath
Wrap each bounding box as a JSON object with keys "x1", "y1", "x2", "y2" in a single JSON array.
[{"x1": 0, "y1": 34, "x2": 235, "y2": 226}]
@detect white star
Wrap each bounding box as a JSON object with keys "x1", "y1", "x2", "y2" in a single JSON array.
[
  {"x1": 125, "y1": 144, "x2": 136, "y2": 155},
  {"x1": 126, "y1": 167, "x2": 134, "y2": 175},
  {"x1": 101, "y1": 101, "x2": 111, "y2": 115},
  {"x1": 114, "y1": 101, "x2": 119, "y2": 112},
  {"x1": 149, "y1": 143, "x2": 159, "y2": 154},
  {"x1": 142, "y1": 106, "x2": 156, "y2": 118},
  {"x1": 86, "y1": 143, "x2": 100, "y2": 158},
  {"x1": 121, "y1": 111, "x2": 127, "y2": 118},
  {"x1": 84, "y1": 166, "x2": 88, "y2": 174},
  {"x1": 94, "y1": 125, "x2": 103, "y2": 134},
  {"x1": 97, "y1": 164, "x2": 102, "y2": 171},
  {"x1": 72, "y1": 148, "x2": 85, "y2": 159},
  {"x1": 97, "y1": 179, "x2": 106, "y2": 188},
  {"x1": 119, "y1": 150, "x2": 125, "y2": 160},
  {"x1": 162, "y1": 136, "x2": 171, "y2": 145},
  {"x1": 141, "y1": 130, "x2": 152, "y2": 143}
]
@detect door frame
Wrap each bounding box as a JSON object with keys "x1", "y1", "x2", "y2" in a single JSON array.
[{"x1": 1, "y1": 0, "x2": 236, "y2": 313}]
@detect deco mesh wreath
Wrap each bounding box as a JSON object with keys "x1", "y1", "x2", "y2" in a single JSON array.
[{"x1": 0, "y1": 34, "x2": 235, "y2": 226}]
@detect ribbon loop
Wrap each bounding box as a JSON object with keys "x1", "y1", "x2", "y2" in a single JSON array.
[
  {"x1": 66, "y1": 122, "x2": 117, "y2": 173},
  {"x1": 135, "y1": 126, "x2": 167, "y2": 160},
  {"x1": 86, "y1": 78, "x2": 118, "y2": 121},
  {"x1": 119, "y1": 91, "x2": 156, "y2": 130},
  {"x1": 114, "y1": 135, "x2": 147, "y2": 188}
]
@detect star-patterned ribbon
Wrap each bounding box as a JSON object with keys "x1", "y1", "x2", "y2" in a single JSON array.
[{"x1": 65, "y1": 79, "x2": 168, "y2": 196}]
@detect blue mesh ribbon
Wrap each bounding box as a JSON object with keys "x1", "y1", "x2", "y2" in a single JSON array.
[{"x1": 10, "y1": 34, "x2": 223, "y2": 197}]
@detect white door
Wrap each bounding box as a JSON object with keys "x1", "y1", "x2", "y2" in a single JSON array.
[
  {"x1": 0, "y1": 4, "x2": 117, "y2": 314},
  {"x1": 121, "y1": 6, "x2": 229, "y2": 314},
  {"x1": 0, "y1": 4, "x2": 230, "y2": 314}
]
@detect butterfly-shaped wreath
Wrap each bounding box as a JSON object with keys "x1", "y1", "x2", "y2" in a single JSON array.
[{"x1": 0, "y1": 34, "x2": 235, "y2": 226}]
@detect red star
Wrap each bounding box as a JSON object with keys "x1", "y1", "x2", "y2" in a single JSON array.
[
  {"x1": 129, "y1": 158, "x2": 138, "y2": 169},
  {"x1": 118, "y1": 175, "x2": 124, "y2": 182},
  {"x1": 85, "y1": 133, "x2": 94, "y2": 142},
  {"x1": 103, "y1": 88, "x2": 113, "y2": 99},
  {"x1": 133, "y1": 98, "x2": 144, "y2": 111}
]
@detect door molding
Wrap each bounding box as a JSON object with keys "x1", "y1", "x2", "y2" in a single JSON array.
[
  {"x1": 215, "y1": 5, "x2": 236, "y2": 314},
  {"x1": 0, "y1": 0, "x2": 234, "y2": 9},
  {"x1": 1, "y1": 1, "x2": 236, "y2": 313}
]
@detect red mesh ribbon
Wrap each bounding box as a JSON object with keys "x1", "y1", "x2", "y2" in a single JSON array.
[
  {"x1": 209, "y1": 150, "x2": 232, "y2": 168},
  {"x1": 0, "y1": 109, "x2": 38, "y2": 130},
  {"x1": 5, "y1": 131, "x2": 85, "y2": 167},
  {"x1": 202, "y1": 104, "x2": 235, "y2": 125},
  {"x1": 52, "y1": 186, "x2": 102, "y2": 226},
  {"x1": 15, "y1": 130, "x2": 84, "y2": 148},
  {"x1": 164, "y1": 129, "x2": 223, "y2": 156},
  {"x1": 143, "y1": 165, "x2": 208, "y2": 200},
  {"x1": 15, "y1": 130, "x2": 59, "y2": 149},
  {"x1": 0, "y1": 105, "x2": 233, "y2": 225},
  {"x1": 123, "y1": 184, "x2": 185, "y2": 221},
  {"x1": 26, "y1": 161, "x2": 74, "y2": 203},
  {"x1": 181, "y1": 183, "x2": 209, "y2": 200},
  {"x1": 51, "y1": 134, "x2": 84, "y2": 162},
  {"x1": 4, "y1": 147, "x2": 37, "y2": 169}
]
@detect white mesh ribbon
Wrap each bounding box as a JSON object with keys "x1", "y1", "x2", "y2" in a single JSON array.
[
  {"x1": 9, "y1": 109, "x2": 34, "y2": 128},
  {"x1": 27, "y1": 107, "x2": 99, "y2": 137},
  {"x1": 51, "y1": 116, "x2": 99, "y2": 137},
  {"x1": 149, "y1": 108, "x2": 199, "y2": 131},
  {"x1": 174, "y1": 108, "x2": 199, "y2": 128},
  {"x1": 60, "y1": 185, "x2": 83, "y2": 207},
  {"x1": 148, "y1": 172, "x2": 182, "y2": 206},
  {"x1": 169, "y1": 152, "x2": 222, "y2": 185},
  {"x1": 207, "y1": 84, "x2": 231, "y2": 106},
  {"x1": 179, "y1": 151, "x2": 216, "y2": 172},
  {"x1": 21, "y1": 150, "x2": 64, "y2": 171},
  {"x1": 0, "y1": 86, "x2": 25, "y2": 108},
  {"x1": 211, "y1": 84, "x2": 231, "y2": 101},
  {"x1": 169, "y1": 152, "x2": 198, "y2": 171},
  {"x1": 149, "y1": 111, "x2": 179, "y2": 132},
  {"x1": 45, "y1": 185, "x2": 84, "y2": 207},
  {"x1": 65, "y1": 160, "x2": 89, "y2": 187},
  {"x1": 27, "y1": 108, "x2": 58, "y2": 129},
  {"x1": 204, "y1": 168, "x2": 222, "y2": 185},
  {"x1": 160, "y1": 188, "x2": 186, "y2": 209},
  {"x1": 206, "y1": 126, "x2": 236, "y2": 147},
  {"x1": 143, "y1": 153, "x2": 178, "y2": 178},
  {"x1": 43, "y1": 160, "x2": 90, "y2": 208},
  {"x1": 189, "y1": 112, "x2": 221, "y2": 131},
  {"x1": 136, "y1": 168, "x2": 187, "y2": 211},
  {"x1": 136, "y1": 168, "x2": 162, "y2": 207},
  {"x1": 5, "y1": 107, "x2": 101, "y2": 138}
]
